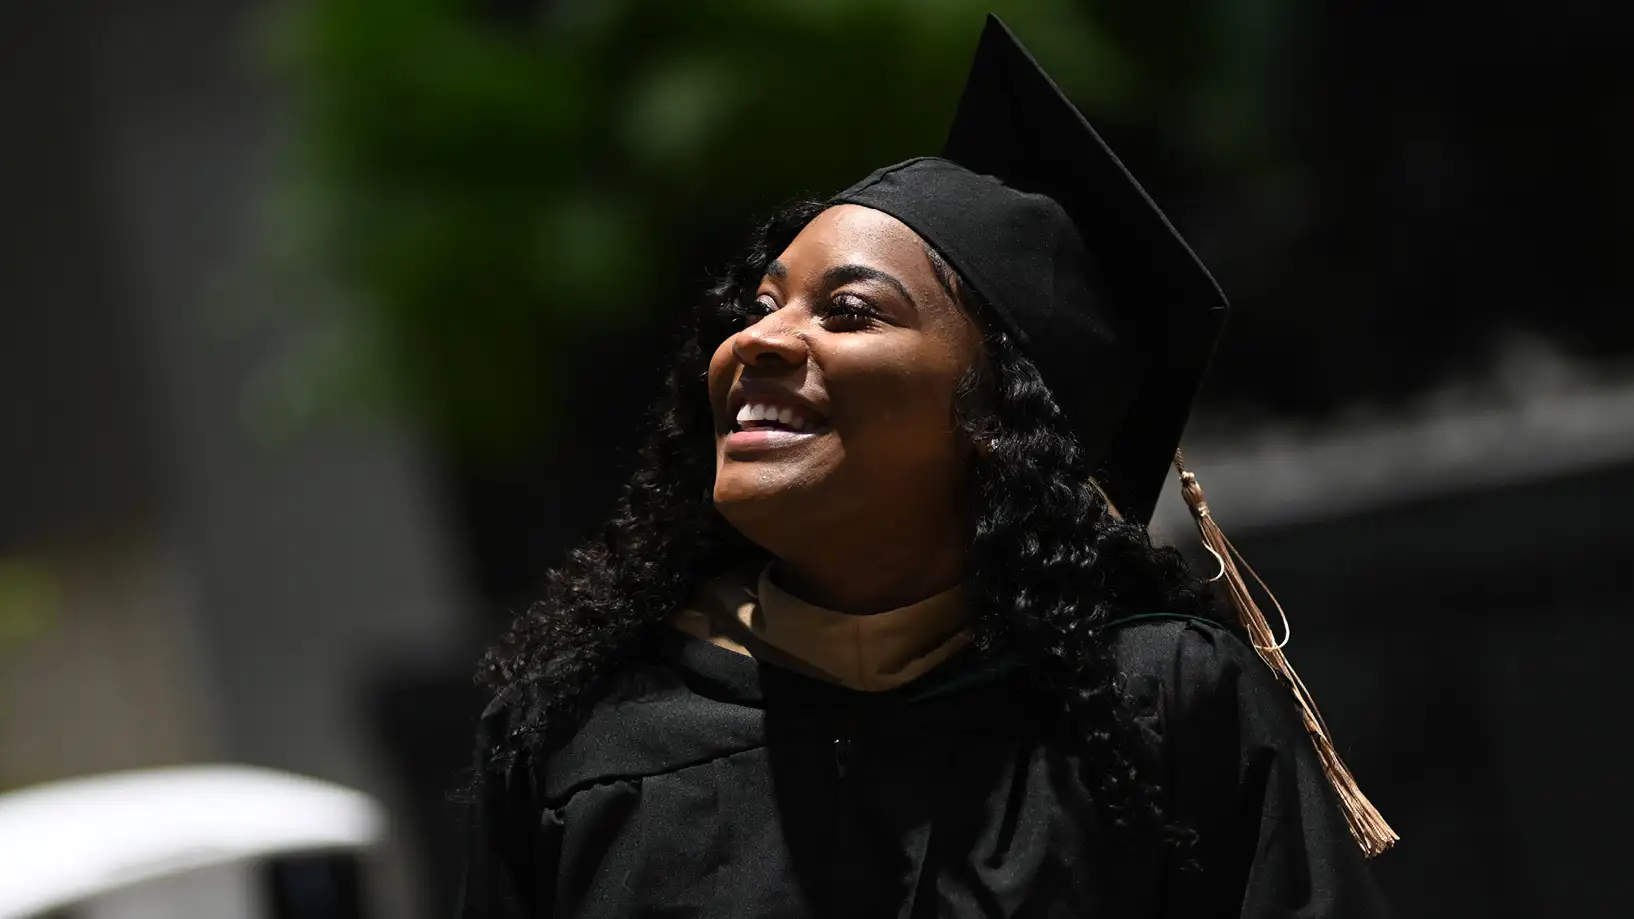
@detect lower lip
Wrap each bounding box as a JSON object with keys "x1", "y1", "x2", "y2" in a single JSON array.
[{"x1": 723, "y1": 428, "x2": 826, "y2": 453}]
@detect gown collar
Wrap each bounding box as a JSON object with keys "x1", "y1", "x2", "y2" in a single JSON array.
[{"x1": 670, "y1": 564, "x2": 973, "y2": 693}]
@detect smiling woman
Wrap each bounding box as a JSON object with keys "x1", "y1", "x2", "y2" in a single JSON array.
[
  {"x1": 709, "y1": 205, "x2": 983, "y2": 615},
  {"x1": 460, "y1": 16, "x2": 1395, "y2": 919}
]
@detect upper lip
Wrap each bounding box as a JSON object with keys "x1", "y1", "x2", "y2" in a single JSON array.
[{"x1": 726, "y1": 381, "x2": 830, "y2": 427}]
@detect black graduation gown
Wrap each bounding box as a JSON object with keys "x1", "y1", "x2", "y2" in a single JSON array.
[{"x1": 459, "y1": 618, "x2": 1395, "y2": 918}]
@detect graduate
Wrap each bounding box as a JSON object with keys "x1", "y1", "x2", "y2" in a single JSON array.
[{"x1": 461, "y1": 16, "x2": 1397, "y2": 918}]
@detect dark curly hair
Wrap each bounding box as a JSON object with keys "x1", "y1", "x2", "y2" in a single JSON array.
[{"x1": 477, "y1": 199, "x2": 1217, "y2": 842}]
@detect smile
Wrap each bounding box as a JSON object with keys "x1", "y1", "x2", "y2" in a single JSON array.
[
  {"x1": 733, "y1": 401, "x2": 826, "y2": 433},
  {"x1": 724, "y1": 401, "x2": 830, "y2": 453}
]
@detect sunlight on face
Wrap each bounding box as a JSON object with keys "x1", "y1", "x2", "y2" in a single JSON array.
[{"x1": 706, "y1": 204, "x2": 982, "y2": 559}]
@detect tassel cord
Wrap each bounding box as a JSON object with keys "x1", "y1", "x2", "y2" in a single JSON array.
[{"x1": 1172, "y1": 451, "x2": 1399, "y2": 858}]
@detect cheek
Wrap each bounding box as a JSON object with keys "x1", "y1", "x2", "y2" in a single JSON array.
[
  {"x1": 829, "y1": 345, "x2": 967, "y2": 446},
  {"x1": 705, "y1": 337, "x2": 737, "y2": 403}
]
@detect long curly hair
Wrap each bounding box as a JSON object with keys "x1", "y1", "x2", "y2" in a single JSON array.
[{"x1": 477, "y1": 199, "x2": 1217, "y2": 840}]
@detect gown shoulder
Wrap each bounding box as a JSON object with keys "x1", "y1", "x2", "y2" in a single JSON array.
[{"x1": 1104, "y1": 615, "x2": 1399, "y2": 918}]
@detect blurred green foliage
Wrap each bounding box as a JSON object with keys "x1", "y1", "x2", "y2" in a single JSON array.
[
  {"x1": 0, "y1": 559, "x2": 57, "y2": 791},
  {"x1": 273, "y1": 0, "x2": 1633, "y2": 448},
  {"x1": 269, "y1": 0, "x2": 1254, "y2": 454},
  {"x1": 0, "y1": 558, "x2": 57, "y2": 650}
]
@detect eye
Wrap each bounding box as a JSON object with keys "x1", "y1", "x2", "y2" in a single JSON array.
[
  {"x1": 719, "y1": 293, "x2": 776, "y2": 329},
  {"x1": 818, "y1": 292, "x2": 882, "y2": 330}
]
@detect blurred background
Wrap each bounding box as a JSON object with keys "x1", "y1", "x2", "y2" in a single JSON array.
[{"x1": 2, "y1": 0, "x2": 1630, "y2": 916}]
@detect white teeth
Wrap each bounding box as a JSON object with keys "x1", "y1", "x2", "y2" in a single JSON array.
[{"x1": 733, "y1": 401, "x2": 821, "y2": 431}]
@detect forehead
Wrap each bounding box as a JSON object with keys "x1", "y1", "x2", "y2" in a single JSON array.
[{"x1": 774, "y1": 204, "x2": 936, "y2": 280}]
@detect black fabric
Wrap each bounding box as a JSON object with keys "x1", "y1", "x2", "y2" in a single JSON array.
[
  {"x1": 829, "y1": 16, "x2": 1229, "y2": 524},
  {"x1": 459, "y1": 620, "x2": 1393, "y2": 918}
]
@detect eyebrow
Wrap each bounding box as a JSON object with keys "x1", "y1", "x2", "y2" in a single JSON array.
[
  {"x1": 822, "y1": 264, "x2": 917, "y2": 309},
  {"x1": 761, "y1": 260, "x2": 918, "y2": 310}
]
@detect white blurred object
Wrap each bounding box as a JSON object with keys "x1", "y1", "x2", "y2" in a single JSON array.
[{"x1": 0, "y1": 765, "x2": 386, "y2": 919}]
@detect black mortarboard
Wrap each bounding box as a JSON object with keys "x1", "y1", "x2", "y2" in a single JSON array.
[{"x1": 830, "y1": 14, "x2": 1228, "y2": 525}]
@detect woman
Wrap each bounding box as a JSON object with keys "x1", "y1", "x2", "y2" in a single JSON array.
[{"x1": 461, "y1": 16, "x2": 1395, "y2": 919}]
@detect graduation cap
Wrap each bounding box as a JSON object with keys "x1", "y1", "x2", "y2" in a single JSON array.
[
  {"x1": 831, "y1": 14, "x2": 1226, "y2": 526},
  {"x1": 831, "y1": 14, "x2": 1398, "y2": 857}
]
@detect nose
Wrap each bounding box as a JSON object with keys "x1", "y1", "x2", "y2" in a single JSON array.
[{"x1": 730, "y1": 314, "x2": 808, "y2": 371}]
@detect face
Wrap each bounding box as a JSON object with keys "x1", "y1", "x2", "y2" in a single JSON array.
[{"x1": 707, "y1": 204, "x2": 983, "y2": 559}]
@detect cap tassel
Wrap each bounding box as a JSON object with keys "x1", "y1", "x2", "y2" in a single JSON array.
[{"x1": 1173, "y1": 451, "x2": 1398, "y2": 858}]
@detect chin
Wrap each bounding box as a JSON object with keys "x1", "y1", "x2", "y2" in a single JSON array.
[
  {"x1": 713, "y1": 473, "x2": 832, "y2": 553},
  {"x1": 713, "y1": 476, "x2": 803, "y2": 520}
]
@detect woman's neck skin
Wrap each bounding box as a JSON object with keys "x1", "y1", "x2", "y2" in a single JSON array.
[{"x1": 768, "y1": 509, "x2": 968, "y2": 615}]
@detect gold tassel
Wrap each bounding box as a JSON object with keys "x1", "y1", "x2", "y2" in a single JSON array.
[{"x1": 1173, "y1": 450, "x2": 1399, "y2": 858}]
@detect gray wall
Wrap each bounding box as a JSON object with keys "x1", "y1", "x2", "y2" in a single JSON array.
[{"x1": 1, "y1": 4, "x2": 479, "y2": 917}]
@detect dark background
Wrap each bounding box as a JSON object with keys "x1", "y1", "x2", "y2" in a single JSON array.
[{"x1": 2, "y1": 1, "x2": 1630, "y2": 916}]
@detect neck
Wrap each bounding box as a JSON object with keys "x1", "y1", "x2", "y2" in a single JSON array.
[{"x1": 769, "y1": 523, "x2": 967, "y2": 615}]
